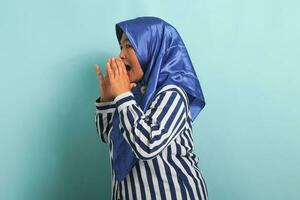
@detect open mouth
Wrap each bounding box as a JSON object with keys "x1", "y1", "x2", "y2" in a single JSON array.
[{"x1": 125, "y1": 64, "x2": 131, "y2": 71}]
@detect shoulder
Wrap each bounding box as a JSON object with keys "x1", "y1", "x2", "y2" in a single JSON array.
[
  {"x1": 155, "y1": 84, "x2": 189, "y2": 104},
  {"x1": 149, "y1": 84, "x2": 192, "y2": 119},
  {"x1": 151, "y1": 84, "x2": 190, "y2": 114}
]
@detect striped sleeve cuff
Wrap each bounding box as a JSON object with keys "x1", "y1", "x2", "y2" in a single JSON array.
[
  {"x1": 95, "y1": 96, "x2": 116, "y2": 112},
  {"x1": 114, "y1": 91, "x2": 136, "y2": 112}
]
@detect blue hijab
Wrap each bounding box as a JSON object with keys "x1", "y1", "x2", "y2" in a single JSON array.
[{"x1": 109, "y1": 16, "x2": 205, "y2": 182}]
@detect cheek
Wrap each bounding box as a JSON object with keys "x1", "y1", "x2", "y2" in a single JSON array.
[{"x1": 127, "y1": 70, "x2": 132, "y2": 79}]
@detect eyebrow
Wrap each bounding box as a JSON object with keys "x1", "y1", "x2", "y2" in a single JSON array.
[{"x1": 120, "y1": 38, "x2": 130, "y2": 45}]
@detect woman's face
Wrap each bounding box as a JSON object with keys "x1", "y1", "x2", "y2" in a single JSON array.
[{"x1": 119, "y1": 33, "x2": 144, "y2": 83}]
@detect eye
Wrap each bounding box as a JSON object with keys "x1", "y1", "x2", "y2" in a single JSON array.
[
  {"x1": 120, "y1": 44, "x2": 132, "y2": 50},
  {"x1": 125, "y1": 44, "x2": 132, "y2": 49}
]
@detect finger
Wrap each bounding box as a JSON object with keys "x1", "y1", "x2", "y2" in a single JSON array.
[
  {"x1": 105, "y1": 61, "x2": 111, "y2": 77},
  {"x1": 108, "y1": 58, "x2": 113, "y2": 77},
  {"x1": 111, "y1": 57, "x2": 119, "y2": 78},
  {"x1": 95, "y1": 64, "x2": 104, "y2": 79},
  {"x1": 130, "y1": 83, "x2": 137, "y2": 89},
  {"x1": 95, "y1": 64, "x2": 100, "y2": 76},
  {"x1": 116, "y1": 58, "x2": 125, "y2": 76},
  {"x1": 119, "y1": 58, "x2": 127, "y2": 75},
  {"x1": 118, "y1": 59, "x2": 130, "y2": 83},
  {"x1": 114, "y1": 57, "x2": 121, "y2": 77},
  {"x1": 96, "y1": 64, "x2": 104, "y2": 86},
  {"x1": 106, "y1": 62, "x2": 114, "y2": 79}
]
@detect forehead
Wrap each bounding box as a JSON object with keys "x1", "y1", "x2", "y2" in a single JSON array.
[{"x1": 120, "y1": 33, "x2": 130, "y2": 43}]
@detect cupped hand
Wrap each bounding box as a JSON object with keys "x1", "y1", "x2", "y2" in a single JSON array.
[
  {"x1": 95, "y1": 59, "x2": 114, "y2": 102},
  {"x1": 96, "y1": 57, "x2": 136, "y2": 102},
  {"x1": 107, "y1": 57, "x2": 136, "y2": 97}
]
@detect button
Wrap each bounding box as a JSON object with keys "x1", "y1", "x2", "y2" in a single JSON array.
[
  {"x1": 140, "y1": 86, "x2": 146, "y2": 94},
  {"x1": 145, "y1": 116, "x2": 150, "y2": 121}
]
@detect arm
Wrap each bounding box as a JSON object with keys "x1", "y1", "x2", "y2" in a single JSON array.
[
  {"x1": 114, "y1": 85, "x2": 189, "y2": 160},
  {"x1": 95, "y1": 96, "x2": 116, "y2": 143}
]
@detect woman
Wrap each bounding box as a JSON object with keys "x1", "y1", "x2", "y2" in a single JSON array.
[{"x1": 95, "y1": 16, "x2": 208, "y2": 200}]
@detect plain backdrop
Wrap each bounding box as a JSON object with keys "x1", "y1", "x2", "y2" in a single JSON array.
[{"x1": 0, "y1": 0, "x2": 299, "y2": 199}]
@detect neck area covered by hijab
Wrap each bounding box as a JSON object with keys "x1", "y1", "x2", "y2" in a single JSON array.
[{"x1": 110, "y1": 16, "x2": 205, "y2": 182}]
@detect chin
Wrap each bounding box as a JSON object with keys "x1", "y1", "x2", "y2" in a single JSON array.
[{"x1": 129, "y1": 77, "x2": 136, "y2": 83}]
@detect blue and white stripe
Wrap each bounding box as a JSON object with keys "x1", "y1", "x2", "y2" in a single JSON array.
[{"x1": 95, "y1": 84, "x2": 208, "y2": 200}]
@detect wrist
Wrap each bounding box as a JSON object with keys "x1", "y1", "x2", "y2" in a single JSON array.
[
  {"x1": 100, "y1": 96, "x2": 114, "y2": 102},
  {"x1": 114, "y1": 91, "x2": 136, "y2": 112},
  {"x1": 114, "y1": 90, "x2": 131, "y2": 98}
]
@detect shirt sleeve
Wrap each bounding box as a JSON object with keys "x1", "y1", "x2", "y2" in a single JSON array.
[
  {"x1": 95, "y1": 96, "x2": 116, "y2": 143},
  {"x1": 114, "y1": 87, "x2": 188, "y2": 160}
]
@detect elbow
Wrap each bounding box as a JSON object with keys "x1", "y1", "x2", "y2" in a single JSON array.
[
  {"x1": 135, "y1": 151, "x2": 158, "y2": 161},
  {"x1": 133, "y1": 141, "x2": 161, "y2": 161}
]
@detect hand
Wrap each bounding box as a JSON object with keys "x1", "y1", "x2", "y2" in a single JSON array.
[
  {"x1": 95, "y1": 60, "x2": 114, "y2": 102},
  {"x1": 106, "y1": 57, "x2": 136, "y2": 97}
]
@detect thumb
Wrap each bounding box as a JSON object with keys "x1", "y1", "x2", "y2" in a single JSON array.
[{"x1": 130, "y1": 83, "x2": 137, "y2": 89}]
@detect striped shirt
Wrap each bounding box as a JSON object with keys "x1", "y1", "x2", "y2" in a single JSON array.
[{"x1": 95, "y1": 84, "x2": 208, "y2": 200}]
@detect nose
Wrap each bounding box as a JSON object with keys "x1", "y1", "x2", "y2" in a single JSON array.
[{"x1": 119, "y1": 49, "x2": 126, "y2": 60}]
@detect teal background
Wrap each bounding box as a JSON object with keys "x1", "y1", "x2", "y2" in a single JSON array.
[{"x1": 1, "y1": 0, "x2": 299, "y2": 199}]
